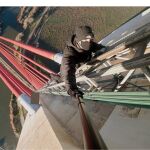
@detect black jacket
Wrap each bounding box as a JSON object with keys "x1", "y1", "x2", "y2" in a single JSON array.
[{"x1": 60, "y1": 35, "x2": 105, "y2": 91}]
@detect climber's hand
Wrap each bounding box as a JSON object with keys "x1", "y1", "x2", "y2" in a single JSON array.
[{"x1": 67, "y1": 88, "x2": 84, "y2": 99}]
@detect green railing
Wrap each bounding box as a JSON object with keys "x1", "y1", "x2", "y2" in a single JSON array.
[{"x1": 51, "y1": 91, "x2": 150, "y2": 108}]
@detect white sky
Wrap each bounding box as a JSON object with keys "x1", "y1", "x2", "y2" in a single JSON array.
[{"x1": 0, "y1": 0, "x2": 150, "y2": 6}]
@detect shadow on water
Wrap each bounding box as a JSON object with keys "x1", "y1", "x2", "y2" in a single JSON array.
[
  {"x1": 0, "y1": 137, "x2": 5, "y2": 147},
  {"x1": 0, "y1": 7, "x2": 23, "y2": 33}
]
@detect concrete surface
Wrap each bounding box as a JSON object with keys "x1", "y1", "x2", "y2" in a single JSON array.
[
  {"x1": 100, "y1": 8, "x2": 150, "y2": 46},
  {"x1": 39, "y1": 94, "x2": 114, "y2": 146},
  {"x1": 100, "y1": 106, "x2": 150, "y2": 149},
  {"x1": 17, "y1": 106, "x2": 81, "y2": 150}
]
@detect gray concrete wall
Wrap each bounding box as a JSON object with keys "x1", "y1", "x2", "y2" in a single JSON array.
[
  {"x1": 16, "y1": 106, "x2": 82, "y2": 149},
  {"x1": 39, "y1": 93, "x2": 114, "y2": 146},
  {"x1": 100, "y1": 106, "x2": 150, "y2": 149}
]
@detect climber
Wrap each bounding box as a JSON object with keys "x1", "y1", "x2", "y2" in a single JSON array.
[{"x1": 61, "y1": 25, "x2": 107, "y2": 99}]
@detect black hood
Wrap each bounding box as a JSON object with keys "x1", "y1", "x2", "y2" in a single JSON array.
[
  {"x1": 74, "y1": 26, "x2": 94, "y2": 42},
  {"x1": 66, "y1": 34, "x2": 85, "y2": 53},
  {"x1": 66, "y1": 26, "x2": 94, "y2": 52}
]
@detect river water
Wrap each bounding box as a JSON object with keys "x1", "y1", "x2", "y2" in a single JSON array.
[
  {"x1": 0, "y1": 80, "x2": 17, "y2": 150},
  {"x1": 0, "y1": 7, "x2": 23, "y2": 150}
]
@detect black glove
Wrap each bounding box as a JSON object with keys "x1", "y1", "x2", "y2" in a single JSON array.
[
  {"x1": 67, "y1": 88, "x2": 84, "y2": 99},
  {"x1": 94, "y1": 46, "x2": 109, "y2": 58}
]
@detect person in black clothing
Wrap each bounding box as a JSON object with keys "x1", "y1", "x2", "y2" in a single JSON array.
[{"x1": 60, "y1": 25, "x2": 106, "y2": 98}]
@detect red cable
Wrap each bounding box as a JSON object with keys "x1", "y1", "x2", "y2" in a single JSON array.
[
  {"x1": 0, "y1": 64, "x2": 32, "y2": 96},
  {"x1": 0, "y1": 42, "x2": 56, "y2": 74},
  {"x1": 0, "y1": 46, "x2": 43, "y2": 89},
  {"x1": 0, "y1": 36, "x2": 55, "y2": 61}
]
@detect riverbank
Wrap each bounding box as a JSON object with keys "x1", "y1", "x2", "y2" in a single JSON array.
[
  {"x1": 0, "y1": 7, "x2": 23, "y2": 149},
  {"x1": 0, "y1": 80, "x2": 17, "y2": 150}
]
